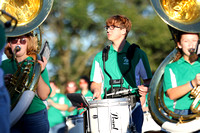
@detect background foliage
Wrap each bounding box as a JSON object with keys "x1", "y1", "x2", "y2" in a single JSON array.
[{"x1": 43, "y1": 0, "x2": 175, "y2": 91}]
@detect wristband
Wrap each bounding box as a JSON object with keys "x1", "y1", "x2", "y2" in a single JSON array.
[{"x1": 189, "y1": 81, "x2": 194, "y2": 89}]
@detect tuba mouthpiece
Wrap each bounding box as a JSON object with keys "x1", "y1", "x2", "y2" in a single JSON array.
[
  {"x1": 15, "y1": 45, "x2": 21, "y2": 53},
  {"x1": 189, "y1": 48, "x2": 198, "y2": 63}
]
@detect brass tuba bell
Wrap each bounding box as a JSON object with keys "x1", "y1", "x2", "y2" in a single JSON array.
[
  {"x1": 0, "y1": 0, "x2": 53, "y2": 127},
  {"x1": 150, "y1": 0, "x2": 200, "y2": 33},
  {"x1": 0, "y1": 0, "x2": 54, "y2": 37},
  {"x1": 148, "y1": 0, "x2": 200, "y2": 132}
]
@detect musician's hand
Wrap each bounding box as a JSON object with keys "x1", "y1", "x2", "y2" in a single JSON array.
[
  {"x1": 4, "y1": 74, "x2": 13, "y2": 87},
  {"x1": 38, "y1": 56, "x2": 47, "y2": 72},
  {"x1": 138, "y1": 85, "x2": 148, "y2": 97},
  {"x1": 91, "y1": 82, "x2": 102, "y2": 100},
  {"x1": 93, "y1": 88, "x2": 102, "y2": 100},
  {"x1": 192, "y1": 73, "x2": 200, "y2": 87}
]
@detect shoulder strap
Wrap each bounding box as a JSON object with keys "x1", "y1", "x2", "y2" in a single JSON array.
[
  {"x1": 122, "y1": 43, "x2": 140, "y2": 77},
  {"x1": 126, "y1": 43, "x2": 140, "y2": 60},
  {"x1": 102, "y1": 43, "x2": 139, "y2": 61},
  {"x1": 102, "y1": 45, "x2": 110, "y2": 62}
]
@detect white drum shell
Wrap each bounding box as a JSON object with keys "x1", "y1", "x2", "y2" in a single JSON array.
[{"x1": 88, "y1": 98, "x2": 131, "y2": 133}]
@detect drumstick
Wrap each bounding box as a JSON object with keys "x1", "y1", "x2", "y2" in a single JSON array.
[{"x1": 106, "y1": 88, "x2": 137, "y2": 96}]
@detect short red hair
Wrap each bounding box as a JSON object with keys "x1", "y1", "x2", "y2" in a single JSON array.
[{"x1": 106, "y1": 15, "x2": 132, "y2": 38}]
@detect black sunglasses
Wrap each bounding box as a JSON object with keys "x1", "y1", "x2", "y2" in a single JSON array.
[{"x1": 9, "y1": 37, "x2": 27, "y2": 45}]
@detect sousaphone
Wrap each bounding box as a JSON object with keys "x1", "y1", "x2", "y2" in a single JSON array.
[
  {"x1": 0, "y1": 0, "x2": 53, "y2": 127},
  {"x1": 148, "y1": 0, "x2": 200, "y2": 132}
]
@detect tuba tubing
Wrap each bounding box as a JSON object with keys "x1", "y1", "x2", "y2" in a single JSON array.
[
  {"x1": 9, "y1": 56, "x2": 42, "y2": 126},
  {"x1": 10, "y1": 90, "x2": 35, "y2": 127},
  {"x1": 148, "y1": 0, "x2": 200, "y2": 132},
  {"x1": 148, "y1": 49, "x2": 177, "y2": 125},
  {"x1": 162, "y1": 119, "x2": 200, "y2": 133}
]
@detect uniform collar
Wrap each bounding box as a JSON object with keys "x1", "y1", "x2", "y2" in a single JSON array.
[
  {"x1": 120, "y1": 41, "x2": 130, "y2": 53},
  {"x1": 8, "y1": 56, "x2": 33, "y2": 63},
  {"x1": 110, "y1": 41, "x2": 130, "y2": 53},
  {"x1": 177, "y1": 57, "x2": 185, "y2": 64}
]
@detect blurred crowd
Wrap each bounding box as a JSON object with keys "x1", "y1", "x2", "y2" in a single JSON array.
[{"x1": 47, "y1": 75, "x2": 93, "y2": 133}]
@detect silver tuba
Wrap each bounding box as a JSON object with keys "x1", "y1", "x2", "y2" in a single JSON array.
[
  {"x1": 0, "y1": 0, "x2": 53, "y2": 127},
  {"x1": 148, "y1": 0, "x2": 200, "y2": 132}
]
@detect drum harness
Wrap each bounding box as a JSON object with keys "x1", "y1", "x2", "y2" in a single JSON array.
[
  {"x1": 101, "y1": 43, "x2": 141, "y2": 132},
  {"x1": 102, "y1": 43, "x2": 140, "y2": 107}
]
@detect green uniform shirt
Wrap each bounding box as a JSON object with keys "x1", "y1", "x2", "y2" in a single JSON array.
[
  {"x1": 90, "y1": 41, "x2": 152, "y2": 98},
  {"x1": 48, "y1": 93, "x2": 69, "y2": 127},
  {"x1": 1, "y1": 57, "x2": 52, "y2": 114},
  {"x1": 163, "y1": 57, "x2": 200, "y2": 110},
  {"x1": 75, "y1": 90, "x2": 93, "y2": 100}
]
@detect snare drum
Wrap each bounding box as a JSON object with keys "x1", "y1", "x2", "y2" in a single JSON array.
[
  {"x1": 87, "y1": 98, "x2": 131, "y2": 133},
  {"x1": 66, "y1": 115, "x2": 84, "y2": 133}
]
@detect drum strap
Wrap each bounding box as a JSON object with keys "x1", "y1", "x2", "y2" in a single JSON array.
[
  {"x1": 102, "y1": 43, "x2": 140, "y2": 77},
  {"x1": 102, "y1": 43, "x2": 140, "y2": 98}
]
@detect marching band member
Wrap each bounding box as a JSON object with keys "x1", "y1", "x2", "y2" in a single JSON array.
[
  {"x1": 163, "y1": 32, "x2": 200, "y2": 117},
  {"x1": 2, "y1": 32, "x2": 52, "y2": 133},
  {"x1": 90, "y1": 14, "x2": 152, "y2": 133}
]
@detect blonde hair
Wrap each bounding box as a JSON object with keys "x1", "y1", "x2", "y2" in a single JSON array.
[{"x1": 4, "y1": 34, "x2": 38, "y2": 59}]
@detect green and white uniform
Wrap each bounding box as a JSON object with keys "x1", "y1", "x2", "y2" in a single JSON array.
[
  {"x1": 90, "y1": 41, "x2": 152, "y2": 98},
  {"x1": 163, "y1": 57, "x2": 200, "y2": 110},
  {"x1": 1, "y1": 57, "x2": 52, "y2": 114},
  {"x1": 48, "y1": 93, "x2": 70, "y2": 127},
  {"x1": 75, "y1": 90, "x2": 93, "y2": 101}
]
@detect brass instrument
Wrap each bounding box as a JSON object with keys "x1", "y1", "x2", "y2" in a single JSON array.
[
  {"x1": 0, "y1": 10, "x2": 17, "y2": 33},
  {"x1": 0, "y1": 0, "x2": 53, "y2": 126},
  {"x1": 190, "y1": 86, "x2": 200, "y2": 113},
  {"x1": 0, "y1": 0, "x2": 53, "y2": 37},
  {"x1": 148, "y1": 0, "x2": 200, "y2": 132}
]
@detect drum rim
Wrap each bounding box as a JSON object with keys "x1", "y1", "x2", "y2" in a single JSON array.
[{"x1": 88, "y1": 97, "x2": 130, "y2": 107}]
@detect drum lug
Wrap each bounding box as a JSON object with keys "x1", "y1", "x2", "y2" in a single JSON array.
[{"x1": 92, "y1": 115, "x2": 98, "y2": 119}]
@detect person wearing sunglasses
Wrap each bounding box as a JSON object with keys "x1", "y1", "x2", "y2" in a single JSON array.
[
  {"x1": 90, "y1": 15, "x2": 152, "y2": 133},
  {"x1": 1, "y1": 32, "x2": 52, "y2": 133}
]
